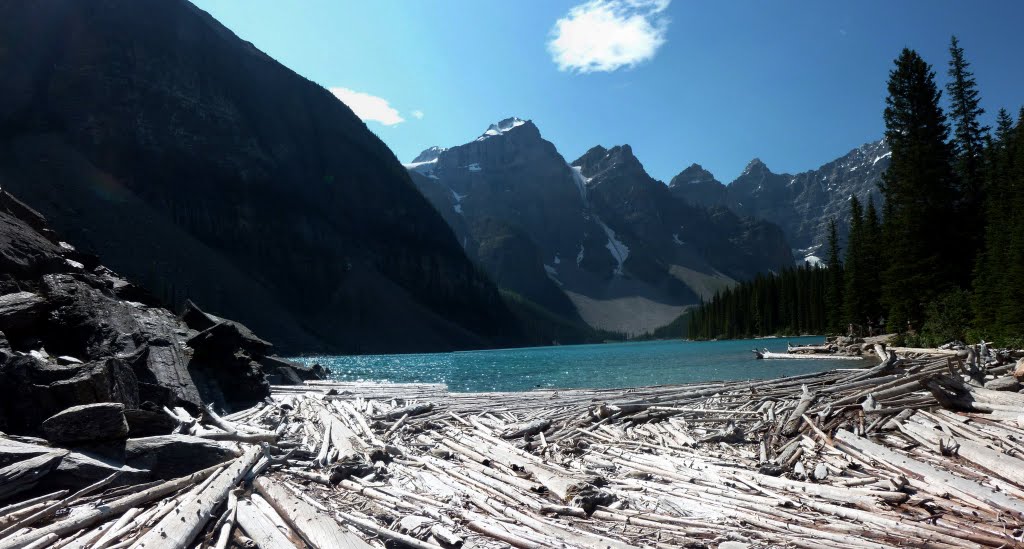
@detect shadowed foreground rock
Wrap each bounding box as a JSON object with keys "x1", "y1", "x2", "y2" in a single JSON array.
[
  {"x1": 125, "y1": 435, "x2": 241, "y2": 480},
  {"x1": 0, "y1": 188, "x2": 321, "y2": 440},
  {"x1": 41, "y1": 403, "x2": 129, "y2": 445}
]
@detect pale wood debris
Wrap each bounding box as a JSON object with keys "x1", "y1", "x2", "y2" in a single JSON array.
[{"x1": 3, "y1": 343, "x2": 1024, "y2": 547}]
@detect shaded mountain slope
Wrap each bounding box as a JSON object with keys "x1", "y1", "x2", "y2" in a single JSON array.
[{"x1": 0, "y1": 0, "x2": 523, "y2": 353}]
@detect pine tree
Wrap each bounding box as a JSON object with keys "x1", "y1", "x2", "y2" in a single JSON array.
[
  {"x1": 997, "y1": 111, "x2": 1024, "y2": 338},
  {"x1": 879, "y1": 49, "x2": 959, "y2": 332},
  {"x1": 863, "y1": 197, "x2": 884, "y2": 328},
  {"x1": 946, "y1": 36, "x2": 989, "y2": 281},
  {"x1": 971, "y1": 108, "x2": 1024, "y2": 342},
  {"x1": 843, "y1": 196, "x2": 867, "y2": 332},
  {"x1": 947, "y1": 36, "x2": 989, "y2": 180},
  {"x1": 824, "y1": 218, "x2": 844, "y2": 334}
]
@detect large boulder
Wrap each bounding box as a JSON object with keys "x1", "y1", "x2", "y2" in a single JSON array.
[
  {"x1": 0, "y1": 191, "x2": 66, "y2": 287},
  {"x1": 187, "y1": 321, "x2": 272, "y2": 411},
  {"x1": 0, "y1": 291, "x2": 47, "y2": 339},
  {"x1": 0, "y1": 356, "x2": 138, "y2": 435},
  {"x1": 0, "y1": 330, "x2": 10, "y2": 364},
  {"x1": 43, "y1": 450, "x2": 149, "y2": 492},
  {"x1": 40, "y1": 273, "x2": 203, "y2": 410},
  {"x1": 259, "y1": 355, "x2": 326, "y2": 385},
  {"x1": 188, "y1": 320, "x2": 273, "y2": 357},
  {"x1": 123, "y1": 408, "x2": 178, "y2": 437},
  {"x1": 125, "y1": 435, "x2": 239, "y2": 480},
  {"x1": 41, "y1": 403, "x2": 129, "y2": 445}
]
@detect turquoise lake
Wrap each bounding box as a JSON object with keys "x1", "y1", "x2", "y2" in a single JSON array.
[{"x1": 293, "y1": 336, "x2": 854, "y2": 393}]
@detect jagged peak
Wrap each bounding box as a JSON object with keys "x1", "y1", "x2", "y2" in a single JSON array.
[
  {"x1": 572, "y1": 144, "x2": 645, "y2": 179},
  {"x1": 741, "y1": 157, "x2": 771, "y2": 176},
  {"x1": 670, "y1": 163, "x2": 720, "y2": 187}
]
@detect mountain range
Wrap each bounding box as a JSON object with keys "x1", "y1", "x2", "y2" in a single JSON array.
[
  {"x1": 670, "y1": 140, "x2": 891, "y2": 262},
  {"x1": 407, "y1": 119, "x2": 796, "y2": 335},
  {"x1": 407, "y1": 121, "x2": 891, "y2": 335}
]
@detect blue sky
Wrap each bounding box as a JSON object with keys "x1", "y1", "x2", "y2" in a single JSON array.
[{"x1": 192, "y1": 0, "x2": 1024, "y2": 183}]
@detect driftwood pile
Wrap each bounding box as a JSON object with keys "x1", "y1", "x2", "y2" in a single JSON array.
[{"x1": 3, "y1": 344, "x2": 1024, "y2": 548}]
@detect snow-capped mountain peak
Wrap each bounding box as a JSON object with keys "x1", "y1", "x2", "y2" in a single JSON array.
[
  {"x1": 476, "y1": 117, "x2": 527, "y2": 141},
  {"x1": 410, "y1": 146, "x2": 447, "y2": 164}
]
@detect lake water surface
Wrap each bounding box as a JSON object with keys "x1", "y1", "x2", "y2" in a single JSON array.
[{"x1": 293, "y1": 336, "x2": 854, "y2": 392}]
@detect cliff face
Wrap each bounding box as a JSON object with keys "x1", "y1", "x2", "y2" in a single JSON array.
[{"x1": 0, "y1": 0, "x2": 521, "y2": 353}]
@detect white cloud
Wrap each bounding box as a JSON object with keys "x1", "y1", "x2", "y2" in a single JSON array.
[
  {"x1": 548, "y1": 0, "x2": 671, "y2": 74},
  {"x1": 329, "y1": 87, "x2": 404, "y2": 126},
  {"x1": 411, "y1": 110, "x2": 425, "y2": 120}
]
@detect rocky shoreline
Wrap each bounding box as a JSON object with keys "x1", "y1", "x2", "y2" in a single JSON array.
[{"x1": 0, "y1": 187, "x2": 322, "y2": 498}]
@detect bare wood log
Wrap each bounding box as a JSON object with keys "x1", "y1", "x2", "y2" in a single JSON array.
[
  {"x1": 204, "y1": 404, "x2": 238, "y2": 435},
  {"x1": 499, "y1": 504, "x2": 638, "y2": 549},
  {"x1": 0, "y1": 470, "x2": 121, "y2": 538},
  {"x1": 500, "y1": 419, "x2": 552, "y2": 439},
  {"x1": 382, "y1": 414, "x2": 409, "y2": 440},
  {"x1": 373, "y1": 402, "x2": 434, "y2": 421},
  {"x1": 87, "y1": 507, "x2": 142, "y2": 549},
  {"x1": 236, "y1": 498, "x2": 301, "y2": 549},
  {"x1": 253, "y1": 477, "x2": 373, "y2": 549},
  {"x1": 462, "y1": 517, "x2": 545, "y2": 549},
  {"x1": 334, "y1": 510, "x2": 440, "y2": 549},
  {"x1": 0, "y1": 463, "x2": 225, "y2": 549},
  {"x1": 196, "y1": 430, "x2": 278, "y2": 443},
  {"x1": 834, "y1": 429, "x2": 1024, "y2": 517},
  {"x1": 782, "y1": 386, "x2": 815, "y2": 436},
  {"x1": 315, "y1": 419, "x2": 332, "y2": 466},
  {"x1": 0, "y1": 491, "x2": 67, "y2": 527},
  {"x1": 129, "y1": 446, "x2": 260, "y2": 549},
  {"x1": 213, "y1": 490, "x2": 239, "y2": 549}
]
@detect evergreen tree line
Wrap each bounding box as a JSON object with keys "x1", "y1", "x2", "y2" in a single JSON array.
[
  {"x1": 684, "y1": 265, "x2": 828, "y2": 339},
  {"x1": 682, "y1": 37, "x2": 1024, "y2": 346}
]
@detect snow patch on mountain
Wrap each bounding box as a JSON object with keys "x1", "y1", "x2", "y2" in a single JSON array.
[
  {"x1": 543, "y1": 264, "x2": 563, "y2": 286},
  {"x1": 570, "y1": 165, "x2": 590, "y2": 204},
  {"x1": 597, "y1": 219, "x2": 630, "y2": 276},
  {"x1": 451, "y1": 189, "x2": 466, "y2": 215},
  {"x1": 872, "y1": 152, "x2": 892, "y2": 165}
]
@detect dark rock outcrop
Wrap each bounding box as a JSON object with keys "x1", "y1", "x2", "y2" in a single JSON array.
[
  {"x1": 0, "y1": 186, "x2": 320, "y2": 436},
  {"x1": 125, "y1": 435, "x2": 239, "y2": 480},
  {"x1": 0, "y1": 0, "x2": 524, "y2": 355},
  {"x1": 0, "y1": 356, "x2": 138, "y2": 435},
  {"x1": 123, "y1": 408, "x2": 179, "y2": 438},
  {"x1": 41, "y1": 403, "x2": 129, "y2": 445}
]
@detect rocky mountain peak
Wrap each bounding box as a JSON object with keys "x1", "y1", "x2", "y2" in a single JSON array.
[
  {"x1": 669, "y1": 163, "x2": 719, "y2": 187},
  {"x1": 572, "y1": 144, "x2": 643, "y2": 179},
  {"x1": 411, "y1": 146, "x2": 447, "y2": 164},
  {"x1": 741, "y1": 158, "x2": 772, "y2": 176}
]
